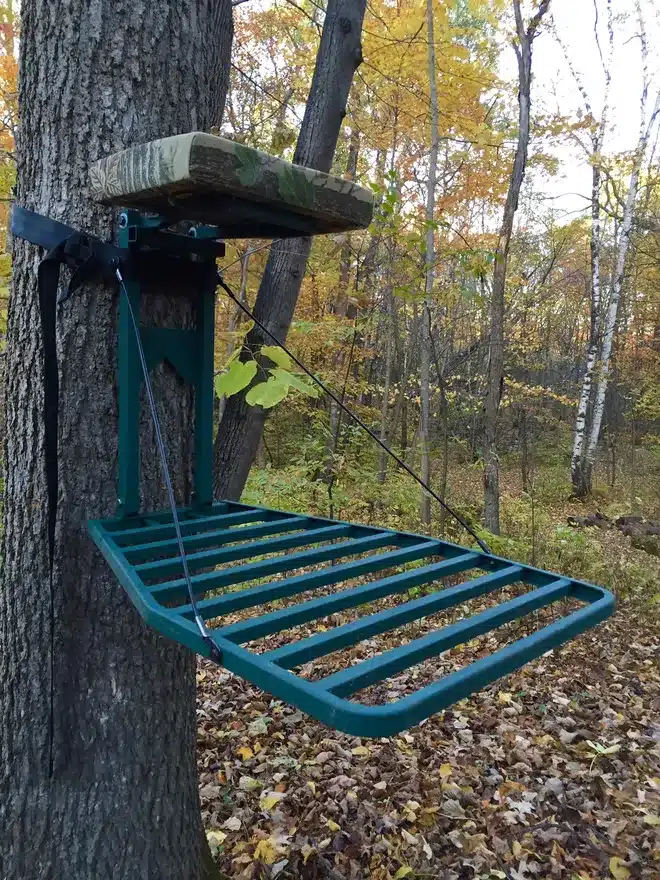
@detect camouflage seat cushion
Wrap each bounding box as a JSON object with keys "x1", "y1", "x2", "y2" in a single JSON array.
[{"x1": 89, "y1": 132, "x2": 373, "y2": 238}]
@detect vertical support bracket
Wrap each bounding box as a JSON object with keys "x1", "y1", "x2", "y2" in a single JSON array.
[{"x1": 115, "y1": 210, "x2": 222, "y2": 519}]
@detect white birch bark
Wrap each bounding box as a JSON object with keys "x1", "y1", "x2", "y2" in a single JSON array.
[
  {"x1": 556, "y1": 2, "x2": 613, "y2": 495},
  {"x1": 584, "y1": 2, "x2": 660, "y2": 481}
]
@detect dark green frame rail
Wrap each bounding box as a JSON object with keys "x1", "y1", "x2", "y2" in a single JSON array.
[
  {"x1": 88, "y1": 209, "x2": 614, "y2": 738},
  {"x1": 89, "y1": 500, "x2": 614, "y2": 737},
  {"x1": 116, "y1": 211, "x2": 219, "y2": 517}
]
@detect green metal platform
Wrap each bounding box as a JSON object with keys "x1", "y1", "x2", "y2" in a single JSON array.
[
  {"x1": 82, "y1": 137, "x2": 614, "y2": 738},
  {"x1": 89, "y1": 500, "x2": 614, "y2": 737}
]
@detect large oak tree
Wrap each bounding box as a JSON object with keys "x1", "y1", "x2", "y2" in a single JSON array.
[{"x1": 0, "y1": 2, "x2": 232, "y2": 878}]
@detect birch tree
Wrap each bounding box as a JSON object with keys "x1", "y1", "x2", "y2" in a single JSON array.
[
  {"x1": 483, "y1": 0, "x2": 550, "y2": 534},
  {"x1": 583, "y1": 1, "x2": 660, "y2": 488},
  {"x1": 557, "y1": 0, "x2": 614, "y2": 497}
]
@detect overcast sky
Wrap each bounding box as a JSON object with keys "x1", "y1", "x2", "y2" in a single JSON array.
[
  {"x1": 236, "y1": 0, "x2": 658, "y2": 221},
  {"x1": 511, "y1": 0, "x2": 660, "y2": 217}
]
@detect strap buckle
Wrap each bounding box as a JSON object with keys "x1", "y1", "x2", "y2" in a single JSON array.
[{"x1": 63, "y1": 232, "x2": 96, "y2": 265}]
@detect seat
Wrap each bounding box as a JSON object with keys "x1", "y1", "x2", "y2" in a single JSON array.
[{"x1": 89, "y1": 131, "x2": 374, "y2": 238}]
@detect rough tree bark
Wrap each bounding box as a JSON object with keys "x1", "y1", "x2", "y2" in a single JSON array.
[
  {"x1": 420, "y1": 0, "x2": 439, "y2": 527},
  {"x1": 325, "y1": 130, "x2": 360, "y2": 485},
  {"x1": 483, "y1": 0, "x2": 549, "y2": 534},
  {"x1": 214, "y1": 0, "x2": 366, "y2": 501},
  {"x1": 0, "y1": 3, "x2": 232, "y2": 879}
]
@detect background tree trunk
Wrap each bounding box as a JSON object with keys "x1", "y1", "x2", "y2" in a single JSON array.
[
  {"x1": 583, "y1": 4, "x2": 659, "y2": 485},
  {"x1": 377, "y1": 287, "x2": 394, "y2": 483},
  {"x1": 0, "y1": 2, "x2": 231, "y2": 878},
  {"x1": 420, "y1": 0, "x2": 439, "y2": 527},
  {"x1": 483, "y1": 0, "x2": 548, "y2": 534},
  {"x1": 570, "y1": 157, "x2": 605, "y2": 496},
  {"x1": 563, "y1": 3, "x2": 612, "y2": 497},
  {"x1": 214, "y1": 0, "x2": 366, "y2": 501}
]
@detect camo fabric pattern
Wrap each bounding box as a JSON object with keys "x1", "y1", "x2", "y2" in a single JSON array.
[{"x1": 89, "y1": 132, "x2": 373, "y2": 232}]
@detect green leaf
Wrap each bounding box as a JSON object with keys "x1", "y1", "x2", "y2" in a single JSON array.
[
  {"x1": 223, "y1": 348, "x2": 242, "y2": 368},
  {"x1": 609, "y1": 856, "x2": 631, "y2": 879},
  {"x1": 271, "y1": 367, "x2": 319, "y2": 397},
  {"x1": 260, "y1": 345, "x2": 293, "y2": 370},
  {"x1": 245, "y1": 377, "x2": 290, "y2": 409},
  {"x1": 214, "y1": 359, "x2": 257, "y2": 398}
]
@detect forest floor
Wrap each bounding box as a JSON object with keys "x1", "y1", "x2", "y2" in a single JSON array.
[{"x1": 198, "y1": 455, "x2": 660, "y2": 880}]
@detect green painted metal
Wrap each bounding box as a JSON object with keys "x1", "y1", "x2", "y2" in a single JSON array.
[
  {"x1": 115, "y1": 211, "x2": 221, "y2": 517},
  {"x1": 88, "y1": 499, "x2": 615, "y2": 737},
  {"x1": 88, "y1": 207, "x2": 615, "y2": 737}
]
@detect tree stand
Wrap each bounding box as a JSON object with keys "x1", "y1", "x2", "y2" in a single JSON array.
[{"x1": 14, "y1": 132, "x2": 614, "y2": 739}]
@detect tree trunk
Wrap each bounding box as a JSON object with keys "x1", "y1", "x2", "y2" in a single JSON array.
[
  {"x1": 483, "y1": 0, "x2": 548, "y2": 534},
  {"x1": 378, "y1": 286, "x2": 394, "y2": 483},
  {"x1": 519, "y1": 405, "x2": 530, "y2": 493},
  {"x1": 570, "y1": 160, "x2": 603, "y2": 496},
  {"x1": 584, "y1": 2, "x2": 659, "y2": 486},
  {"x1": 214, "y1": 0, "x2": 366, "y2": 501},
  {"x1": 563, "y1": 4, "x2": 613, "y2": 497},
  {"x1": 583, "y1": 164, "x2": 638, "y2": 482},
  {"x1": 330, "y1": 125, "x2": 360, "y2": 318},
  {"x1": 0, "y1": 3, "x2": 232, "y2": 879},
  {"x1": 420, "y1": 0, "x2": 439, "y2": 527},
  {"x1": 325, "y1": 131, "x2": 360, "y2": 483}
]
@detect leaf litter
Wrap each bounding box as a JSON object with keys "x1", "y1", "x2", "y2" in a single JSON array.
[{"x1": 198, "y1": 594, "x2": 659, "y2": 879}]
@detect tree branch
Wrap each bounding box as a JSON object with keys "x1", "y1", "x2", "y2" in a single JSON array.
[{"x1": 527, "y1": 0, "x2": 551, "y2": 40}]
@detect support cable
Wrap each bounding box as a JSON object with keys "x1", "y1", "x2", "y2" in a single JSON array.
[
  {"x1": 217, "y1": 272, "x2": 491, "y2": 555},
  {"x1": 114, "y1": 265, "x2": 221, "y2": 662}
]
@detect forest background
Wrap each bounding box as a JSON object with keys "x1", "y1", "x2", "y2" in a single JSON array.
[
  {"x1": 0, "y1": 2, "x2": 658, "y2": 878},
  {"x1": 214, "y1": 0, "x2": 660, "y2": 607},
  {"x1": 0, "y1": 0, "x2": 657, "y2": 596},
  {"x1": 0, "y1": 0, "x2": 659, "y2": 601}
]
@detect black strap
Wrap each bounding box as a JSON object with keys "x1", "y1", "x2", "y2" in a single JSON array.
[
  {"x1": 10, "y1": 205, "x2": 125, "y2": 777},
  {"x1": 11, "y1": 206, "x2": 122, "y2": 567}
]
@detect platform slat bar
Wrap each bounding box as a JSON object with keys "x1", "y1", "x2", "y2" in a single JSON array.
[
  {"x1": 352, "y1": 595, "x2": 615, "y2": 734},
  {"x1": 103, "y1": 502, "x2": 231, "y2": 531},
  {"x1": 150, "y1": 532, "x2": 411, "y2": 601},
  {"x1": 88, "y1": 490, "x2": 614, "y2": 738},
  {"x1": 126, "y1": 505, "x2": 230, "y2": 526},
  {"x1": 123, "y1": 515, "x2": 313, "y2": 562},
  {"x1": 111, "y1": 508, "x2": 286, "y2": 545},
  {"x1": 135, "y1": 523, "x2": 360, "y2": 578},
  {"x1": 212, "y1": 552, "x2": 482, "y2": 643},
  {"x1": 319, "y1": 578, "x2": 572, "y2": 697},
  {"x1": 264, "y1": 564, "x2": 522, "y2": 668},
  {"x1": 173, "y1": 541, "x2": 439, "y2": 617}
]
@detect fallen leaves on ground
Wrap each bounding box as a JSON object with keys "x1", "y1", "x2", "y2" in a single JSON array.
[{"x1": 198, "y1": 598, "x2": 659, "y2": 879}]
